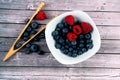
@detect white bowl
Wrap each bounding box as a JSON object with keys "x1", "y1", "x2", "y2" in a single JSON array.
[{"x1": 45, "y1": 10, "x2": 101, "y2": 64}]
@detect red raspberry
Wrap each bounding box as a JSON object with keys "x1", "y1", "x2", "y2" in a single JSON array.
[
  {"x1": 73, "y1": 25, "x2": 82, "y2": 35},
  {"x1": 65, "y1": 15, "x2": 74, "y2": 26},
  {"x1": 35, "y1": 10, "x2": 46, "y2": 20},
  {"x1": 81, "y1": 22, "x2": 93, "y2": 34},
  {"x1": 67, "y1": 32, "x2": 77, "y2": 42}
]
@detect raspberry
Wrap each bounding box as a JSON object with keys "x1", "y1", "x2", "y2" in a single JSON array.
[
  {"x1": 73, "y1": 25, "x2": 82, "y2": 35},
  {"x1": 65, "y1": 15, "x2": 74, "y2": 26},
  {"x1": 81, "y1": 22, "x2": 93, "y2": 34},
  {"x1": 35, "y1": 10, "x2": 46, "y2": 20},
  {"x1": 67, "y1": 32, "x2": 77, "y2": 42}
]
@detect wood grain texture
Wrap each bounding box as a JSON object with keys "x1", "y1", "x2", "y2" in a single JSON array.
[
  {"x1": 0, "y1": 10, "x2": 120, "y2": 25},
  {"x1": 0, "y1": 67, "x2": 120, "y2": 80},
  {"x1": 0, "y1": 24, "x2": 120, "y2": 39},
  {"x1": 0, "y1": 52, "x2": 120, "y2": 68},
  {"x1": 0, "y1": 0, "x2": 120, "y2": 79},
  {"x1": 0, "y1": 0, "x2": 120, "y2": 11},
  {"x1": 0, "y1": 38, "x2": 120, "y2": 53}
]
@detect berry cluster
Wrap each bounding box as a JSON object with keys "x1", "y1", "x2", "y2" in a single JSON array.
[
  {"x1": 52, "y1": 15, "x2": 93, "y2": 57},
  {"x1": 14, "y1": 10, "x2": 47, "y2": 55}
]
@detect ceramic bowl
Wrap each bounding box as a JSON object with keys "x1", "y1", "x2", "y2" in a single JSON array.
[{"x1": 45, "y1": 10, "x2": 101, "y2": 64}]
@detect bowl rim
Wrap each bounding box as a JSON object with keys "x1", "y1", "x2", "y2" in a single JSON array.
[{"x1": 45, "y1": 10, "x2": 101, "y2": 64}]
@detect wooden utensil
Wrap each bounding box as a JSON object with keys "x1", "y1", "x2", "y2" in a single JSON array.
[{"x1": 3, "y1": 2, "x2": 46, "y2": 62}]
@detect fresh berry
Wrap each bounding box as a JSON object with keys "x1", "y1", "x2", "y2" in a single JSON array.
[
  {"x1": 71, "y1": 41, "x2": 77, "y2": 46},
  {"x1": 52, "y1": 30, "x2": 59, "y2": 36},
  {"x1": 39, "y1": 32, "x2": 45, "y2": 39},
  {"x1": 79, "y1": 34, "x2": 84, "y2": 39},
  {"x1": 77, "y1": 51, "x2": 83, "y2": 55},
  {"x1": 65, "y1": 15, "x2": 74, "y2": 26},
  {"x1": 38, "y1": 50, "x2": 45, "y2": 55},
  {"x1": 55, "y1": 43, "x2": 61, "y2": 49},
  {"x1": 86, "y1": 43, "x2": 93, "y2": 49},
  {"x1": 30, "y1": 44, "x2": 39, "y2": 52},
  {"x1": 59, "y1": 38, "x2": 65, "y2": 44},
  {"x1": 23, "y1": 32, "x2": 29, "y2": 37},
  {"x1": 73, "y1": 25, "x2": 82, "y2": 35},
  {"x1": 62, "y1": 28, "x2": 68, "y2": 34},
  {"x1": 27, "y1": 27, "x2": 32, "y2": 32},
  {"x1": 79, "y1": 40, "x2": 85, "y2": 44},
  {"x1": 23, "y1": 37, "x2": 29, "y2": 41},
  {"x1": 67, "y1": 32, "x2": 77, "y2": 42},
  {"x1": 25, "y1": 43, "x2": 31, "y2": 48},
  {"x1": 31, "y1": 22, "x2": 38, "y2": 29},
  {"x1": 35, "y1": 10, "x2": 46, "y2": 20},
  {"x1": 31, "y1": 30, "x2": 37, "y2": 35},
  {"x1": 86, "y1": 39, "x2": 93, "y2": 43},
  {"x1": 67, "y1": 52, "x2": 72, "y2": 57},
  {"x1": 79, "y1": 44, "x2": 84, "y2": 48},
  {"x1": 69, "y1": 47, "x2": 73, "y2": 52},
  {"x1": 81, "y1": 22, "x2": 93, "y2": 34},
  {"x1": 81, "y1": 48, "x2": 87, "y2": 53},
  {"x1": 15, "y1": 42, "x2": 22, "y2": 49},
  {"x1": 57, "y1": 23, "x2": 64, "y2": 29},
  {"x1": 85, "y1": 33, "x2": 91, "y2": 39},
  {"x1": 63, "y1": 49, "x2": 69, "y2": 54}
]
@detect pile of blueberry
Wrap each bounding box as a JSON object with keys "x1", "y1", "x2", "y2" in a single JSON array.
[
  {"x1": 52, "y1": 15, "x2": 93, "y2": 57},
  {"x1": 14, "y1": 21, "x2": 45, "y2": 55},
  {"x1": 14, "y1": 10, "x2": 47, "y2": 55}
]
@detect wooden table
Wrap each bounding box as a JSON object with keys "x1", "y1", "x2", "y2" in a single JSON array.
[{"x1": 0, "y1": 0, "x2": 120, "y2": 80}]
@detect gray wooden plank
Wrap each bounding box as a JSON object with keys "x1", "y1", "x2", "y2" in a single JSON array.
[
  {"x1": 0, "y1": 10, "x2": 120, "y2": 25},
  {"x1": 0, "y1": 76, "x2": 120, "y2": 80},
  {"x1": 0, "y1": 52, "x2": 120, "y2": 68},
  {"x1": 0, "y1": 0, "x2": 119, "y2": 11},
  {"x1": 0, "y1": 24, "x2": 120, "y2": 40},
  {"x1": 0, "y1": 67, "x2": 120, "y2": 77},
  {"x1": 0, "y1": 38, "x2": 120, "y2": 53},
  {"x1": 1, "y1": 67, "x2": 120, "y2": 80}
]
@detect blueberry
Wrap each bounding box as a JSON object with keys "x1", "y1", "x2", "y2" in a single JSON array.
[
  {"x1": 52, "y1": 30, "x2": 59, "y2": 36},
  {"x1": 85, "y1": 33, "x2": 91, "y2": 39},
  {"x1": 55, "y1": 27, "x2": 61, "y2": 31},
  {"x1": 68, "y1": 26, "x2": 72, "y2": 31},
  {"x1": 69, "y1": 47, "x2": 73, "y2": 52},
  {"x1": 23, "y1": 37, "x2": 29, "y2": 41},
  {"x1": 72, "y1": 45, "x2": 77, "y2": 49},
  {"x1": 86, "y1": 39, "x2": 93, "y2": 43},
  {"x1": 57, "y1": 23, "x2": 64, "y2": 28},
  {"x1": 59, "y1": 38, "x2": 64, "y2": 44},
  {"x1": 25, "y1": 43, "x2": 31, "y2": 48},
  {"x1": 30, "y1": 44, "x2": 39, "y2": 52},
  {"x1": 71, "y1": 53, "x2": 78, "y2": 57},
  {"x1": 25, "y1": 49, "x2": 32, "y2": 54},
  {"x1": 60, "y1": 46, "x2": 65, "y2": 51},
  {"x1": 31, "y1": 30, "x2": 37, "y2": 34},
  {"x1": 14, "y1": 42, "x2": 22, "y2": 49},
  {"x1": 62, "y1": 28, "x2": 68, "y2": 33},
  {"x1": 81, "y1": 48, "x2": 87, "y2": 53},
  {"x1": 86, "y1": 43, "x2": 93, "y2": 49},
  {"x1": 77, "y1": 51, "x2": 83, "y2": 55},
  {"x1": 34, "y1": 37, "x2": 40, "y2": 42},
  {"x1": 79, "y1": 40, "x2": 85, "y2": 44},
  {"x1": 63, "y1": 49, "x2": 68, "y2": 54},
  {"x1": 38, "y1": 50, "x2": 45, "y2": 55},
  {"x1": 53, "y1": 36, "x2": 59, "y2": 41},
  {"x1": 31, "y1": 22, "x2": 38, "y2": 29},
  {"x1": 79, "y1": 34, "x2": 84, "y2": 39},
  {"x1": 73, "y1": 50, "x2": 78, "y2": 54},
  {"x1": 55, "y1": 43, "x2": 61, "y2": 49},
  {"x1": 27, "y1": 27, "x2": 32, "y2": 32},
  {"x1": 75, "y1": 21, "x2": 81, "y2": 25},
  {"x1": 71, "y1": 41, "x2": 77, "y2": 46},
  {"x1": 39, "y1": 33, "x2": 45, "y2": 39},
  {"x1": 67, "y1": 52, "x2": 72, "y2": 57},
  {"x1": 65, "y1": 39, "x2": 70, "y2": 44},
  {"x1": 23, "y1": 32, "x2": 29, "y2": 37},
  {"x1": 65, "y1": 45, "x2": 69, "y2": 49},
  {"x1": 79, "y1": 44, "x2": 84, "y2": 48}
]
